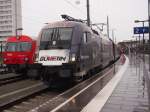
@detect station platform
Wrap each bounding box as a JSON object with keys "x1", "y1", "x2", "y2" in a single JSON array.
[
  {"x1": 81, "y1": 54, "x2": 150, "y2": 112},
  {"x1": 100, "y1": 55, "x2": 150, "y2": 112},
  {"x1": 100, "y1": 54, "x2": 149, "y2": 112}
]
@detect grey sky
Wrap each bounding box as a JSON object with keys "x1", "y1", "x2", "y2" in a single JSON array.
[{"x1": 22, "y1": 0, "x2": 148, "y2": 42}]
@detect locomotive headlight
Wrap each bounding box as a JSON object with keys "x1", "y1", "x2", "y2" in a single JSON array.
[
  {"x1": 70, "y1": 54, "x2": 76, "y2": 62},
  {"x1": 24, "y1": 57, "x2": 29, "y2": 61},
  {"x1": 4, "y1": 58, "x2": 7, "y2": 61}
]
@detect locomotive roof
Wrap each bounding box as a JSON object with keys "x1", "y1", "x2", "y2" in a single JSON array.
[
  {"x1": 40, "y1": 21, "x2": 113, "y2": 44},
  {"x1": 43, "y1": 21, "x2": 90, "y2": 29},
  {"x1": 7, "y1": 35, "x2": 34, "y2": 42}
]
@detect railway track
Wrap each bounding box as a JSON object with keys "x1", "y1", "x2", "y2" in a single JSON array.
[
  {"x1": 0, "y1": 73, "x2": 25, "y2": 86},
  {"x1": 0, "y1": 80, "x2": 72, "y2": 112},
  {"x1": 0, "y1": 79, "x2": 49, "y2": 112},
  {"x1": 2, "y1": 90, "x2": 65, "y2": 112},
  {"x1": 0, "y1": 61, "x2": 119, "y2": 112}
]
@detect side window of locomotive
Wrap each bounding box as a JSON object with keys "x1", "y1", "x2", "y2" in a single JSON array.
[
  {"x1": 83, "y1": 33, "x2": 87, "y2": 44},
  {"x1": 83, "y1": 32, "x2": 91, "y2": 44},
  {"x1": 59, "y1": 28, "x2": 72, "y2": 40}
]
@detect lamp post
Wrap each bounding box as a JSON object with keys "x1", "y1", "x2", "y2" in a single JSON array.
[
  {"x1": 86, "y1": 0, "x2": 90, "y2": 26},
  {"x1": 15, "y1": 0, "x2": 18, "y2": 36},
  {"x1": 75, "y1": 0, "x2": 90, "y2": 26},
  {"x1": 107, "y1": 16, "x2": 110, "y2": 39},
  {"x1": 111, "y1": 29, "x2": 116, "y2": 60},
  {"x1": 16, "y1": 28, "x2": 23, "y2": 39},
  {"x1": 112, "y1": 29, "x2": 116, "y2": 43}
]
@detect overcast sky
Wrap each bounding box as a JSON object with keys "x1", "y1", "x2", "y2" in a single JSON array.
[{"x1": 22, "y1": 0, "x2": 148, "y2": 42}]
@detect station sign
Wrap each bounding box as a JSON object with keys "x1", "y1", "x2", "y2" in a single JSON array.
[{"x1": 134, "y1": 26, "x2": 149, "y2": 34}]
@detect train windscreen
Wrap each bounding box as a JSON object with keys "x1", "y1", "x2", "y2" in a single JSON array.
[
  {"x1": 40, "y1": 27, "x2": 72, "y2": 50},
  {"x1": 6, "y1": 42, "x2": 32, "y2": 52},
  {"x1": 18, "y1": 42, "x2": 32, "y2": 51}
]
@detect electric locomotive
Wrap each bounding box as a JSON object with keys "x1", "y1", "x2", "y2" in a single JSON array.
[
  {"x1": 3, "y1": 35, "x2": 36, "y2": 74},
  {"x1": 30, "y1": 15, "x2": 116, "y2": 83}
]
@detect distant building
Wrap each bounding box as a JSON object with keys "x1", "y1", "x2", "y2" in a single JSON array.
[{"x1": 0, "y1": 0, "x2": 22, "y2": 41}]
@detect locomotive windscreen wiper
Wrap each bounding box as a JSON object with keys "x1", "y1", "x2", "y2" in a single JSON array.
[
  {"x1": 40, "y1": 27, "x2": 73, "y2": 50},
  {"x1": 55, "y1": 28, "x2": 61, "y2": 41}
]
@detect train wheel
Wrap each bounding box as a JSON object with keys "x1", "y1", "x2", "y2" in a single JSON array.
[
  {"x1": 75, "y1": 76, "x2": 84, "y2": 82},
  {"x1": 86, "y1": 71, "x2": 92, "y2": 79},
  {"x1": 74, "y1": 71, "x2": 87, "y2": 83},
  {"x1": 41, "y1": 68, "x2": 55, "y2": 86},
  {"x1": 90, "y1": 69, "x2": 95, "y2": 75}
]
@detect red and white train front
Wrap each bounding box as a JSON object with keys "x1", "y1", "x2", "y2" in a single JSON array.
[{"x1": 3, "y1": 35, "x2": 36, "y2": 73}]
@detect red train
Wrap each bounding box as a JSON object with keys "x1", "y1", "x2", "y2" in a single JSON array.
[{"x1": 3, "y1": 35, "x2": 36, "y2": 74}]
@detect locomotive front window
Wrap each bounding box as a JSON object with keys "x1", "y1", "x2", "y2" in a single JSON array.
[
  {"x1": 6, "y1": 42, "x2": 16, "y2": 52},
  {"x1": 6, "y1": 42, "x2": 32, "y2": 52},
  {"x1": 41, "y1": 28, "x2": 54, "y2": 41},
  {"x1": 58, "y1": 28, "x2": 72, "y2": 40},
  {"x1": 40, "y1": 27, "x2": 72, "y2": 50},
  {"x1": 18, "y1": 42, "x2": 32, "y2": 51}
]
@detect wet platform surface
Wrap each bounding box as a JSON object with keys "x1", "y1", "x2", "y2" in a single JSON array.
[{"x1": 101, "y1": 55, "x2": 149, "y2": 112}]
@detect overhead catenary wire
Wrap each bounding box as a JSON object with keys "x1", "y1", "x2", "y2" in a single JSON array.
[
  {"x1": 13, "y1": 1, "x2": 104, "y2": 33},
  {"x1": 22, "y1": 0, "x2": 86, "y2": 25},
  {"x1": 21, "y1": 1, "x2": 97, "y2": 27},
  {"x1": 62, "y1": 0, "x2": 99, "y2": 26}
]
